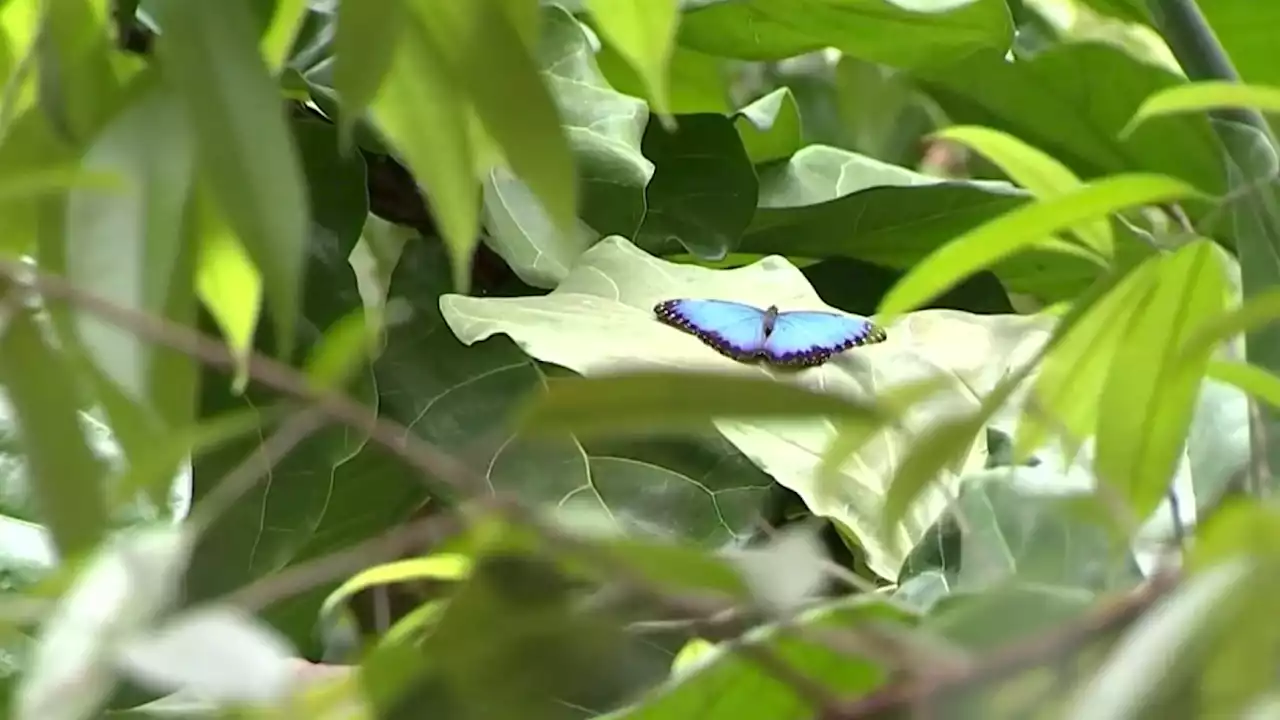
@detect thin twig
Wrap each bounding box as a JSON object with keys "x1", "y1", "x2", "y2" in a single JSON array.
[
  {"x1": 0, "y1": 258, "x2": 487, "y2": 501},
  {"x1": 823, "y1": 570, "x2": 1179, "y2": 718}
]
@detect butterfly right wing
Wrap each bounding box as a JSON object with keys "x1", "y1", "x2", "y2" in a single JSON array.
[{"x1": 654, "y1": 299, "x2": 767, "y2": 360}]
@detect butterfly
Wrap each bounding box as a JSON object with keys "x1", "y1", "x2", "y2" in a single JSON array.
[{"x1": 654, "y1": 298, "x2": 887, "y2": 368}]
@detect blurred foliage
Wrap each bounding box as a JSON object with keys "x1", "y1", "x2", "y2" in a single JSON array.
[{"x1": 0, "y1": 0, "x2": 1279, "y2": 718}]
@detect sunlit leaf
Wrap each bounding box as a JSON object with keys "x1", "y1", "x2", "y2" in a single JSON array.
[
  {"x1": 932, "y1": 125, "x2": 1112, "y2": 259},
  {"x1": 585, "y1": 0, "x2": 679, "y2": 121},
  {"x1": 333, "y1": 0, "x2": 404, "y2": 148},
  {"x1": 1124, "y1": 81, "x2": 1280, "y2": 135},
  {"x1": 878, "y1": 174, "x2": 1202, "y2": 319},
  {"x1": 1096, "y1": 240, "x2": 1228, "y2": 518}
]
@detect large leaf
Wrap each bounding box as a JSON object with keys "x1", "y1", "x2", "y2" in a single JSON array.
[
  {"x1": 738, "y1": 144, "x2": 1134, "y2": 302},
  {"x1": 375, "y1": 243, "x2": 772, "y2": 547},
  {"x1": 677, "y1": 0, "x2": 1013, "y2": 68},
  {"x1": 635, "y1": 113, "x2": 757, "y2": 259},
  {"x1": 914, "y1": 43, "x2": 1228, "y2": 197},
  {"x1": 439, "y1": 236, "x2": 1051, "y2": 578},
  {"x1": 482, "y1": 6, "x2": 653, "y2": 289}
]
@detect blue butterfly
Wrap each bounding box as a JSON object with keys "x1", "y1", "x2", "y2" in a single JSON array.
[{"x1": 654, "y1": 299, "x2": 887, "y2": 367}]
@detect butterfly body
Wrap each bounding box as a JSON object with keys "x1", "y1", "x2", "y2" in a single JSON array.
[{"x1": 654, "y1": 299, "x2": 887, "y2": 367}]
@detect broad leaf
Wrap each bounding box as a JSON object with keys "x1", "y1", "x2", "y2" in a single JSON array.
[{"x1": 440, "y1": 236, "x2": 1050, "y2": 577}]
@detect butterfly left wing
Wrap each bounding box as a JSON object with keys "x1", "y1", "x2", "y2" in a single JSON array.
[
  {"x1": 764, "y1": 311, "x2": 887, "y2": 367},
  {"x1": 654, "y1": 298, "x2": 769, "y2": 360}
]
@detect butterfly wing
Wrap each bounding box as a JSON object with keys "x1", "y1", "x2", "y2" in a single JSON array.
[
  {"x1": 654, "y1": 299, "x2": 768, "y2": 360},
  {"x1": 765, "y1": 311, "x2": 887, "y2": 367}
]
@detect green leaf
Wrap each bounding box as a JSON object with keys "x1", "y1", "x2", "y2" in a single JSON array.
[
  {"x1": 1124, "y1": 81, "x2": 1280, "y2": 136},
  {"x1": 737, "y1": 145, "x2": 1115, "y2": 302},
  {"x1": 585, "y1": 0, "x2": 679, "y2": 120},
  {"x1": 1096, "y1": 240, "x2": 1229, "y2": 520},
  {"x1": 1199, "y1": 1, "x2": 1280, "y2": 94},
  {"x1": 521, "y1": 371, "x2": 886, "y2": 436},
  {"x1": 319, "y1": 554, "x2": 470, "y2": 624},
  {"x1": 260, "y1": 0, "x2": 308, "y2": 71},
  {"x1": 333, "y1": 0, "x2": 404, "y2": 148},
  {"x1": 678, "y1": 0, "x2": 1013, "y2": 68},
  {"x1": 597, "y1": 43, "x2": 729, "y2": 115},
  {"x1": 370, "y1": 16, "x2": 478, "y2": 292},
  {"x1": 915, "y1": 44, "x2": 1229, "y2": 197},
  {"x1": 37, "y1": 0, "x2": 129, "y2": 144},
  {"x1": 1182, "y1": 287, "x2": 1280, "y2": 359},
  {"x1": 304, "y1": 309, "x2": 374, "y2": 392},
  {"x1": 194, "y1": 189, "x2": 262, "y2": 393},
  {"x1": 156, "y1": 0, "x2": 309, "y2": 361},
  {"x1": 479, "y1": 6, "x2": 651, "y2": 289},
  {"x1": 609, "y1": 596, "x2": 910, "y2": 719},
  {"x1": 413, "y1": 0, "x2": 577, "y2": 240},
  {"x1": 440, "y1": 237, "x2": 1041, "y2": 578},
  {"x1": 64, "y1": 82, "x2": 196, "y2": 422},
  {"x1": 877, "y1": 173, "x2": 1203, "y2": 319},
  {"x1": 0, "y1": 306, "x2": 108, "y2": 559},
  {"x1": 1206, "y1": 360, "x2": 1280, "y2": 409},
  {"x1": 932, "y1": 125, "x2": 1112, "y2": 259},
  {"x1": 1016, "y1": 257, "x2": 1161, "y2": 459},
  {"x1": 636, "y1": 113, "x2": 757, "y2": 259},
  {"x1": 733, "y1": 87, "x2": 803, "y2": 165}
]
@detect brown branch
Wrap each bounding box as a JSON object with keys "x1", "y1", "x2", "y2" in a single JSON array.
[
  {"x1": 0, "y1": 258, "x2": 488, "y2": 503},
  {"x1": 821, "y1": 571, "x2": 1180, "y2": 718}
]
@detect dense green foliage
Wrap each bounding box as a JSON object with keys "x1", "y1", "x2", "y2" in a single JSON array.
[{"x1": 3, "y1": 0, "x2": 1280, "y2": 718}]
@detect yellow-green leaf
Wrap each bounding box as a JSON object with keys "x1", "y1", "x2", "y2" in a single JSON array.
[
  {"x1": 1125, "y1": 81, "x2": 1280, "y2": 136},
  {"x1": 156, "y1": 0, "x2": 308, "y2": 361},
  {"x1": 1182, "y1": 287, "x2": 1280, "y2": 362},
  {"x1": 0, "y1": 305, "x2": 107, "y2": 559},
  {"x1": 411, "y1": 0, "x2": 577, "y2": 239},
  {"x1": 260, "y1": 0, "x2": 308, "y2": 72},
  {"x1": 196, "y1": 191, "x2": 262, "y2": 393},
  {"x1": 521, "y1": 371, "x2": 887, "y2": 436},
  {"x1": 320, "y1": 554, "x2": 472, "y2": 622},
  {"x1": 1207, "y1": 360, "x2": 1280, "y2": 409},
  {"x1": 878, "y1": 173, "x2": 1203, "y2": 319},
  {"x1": 305, "y1": 309, "x2": 375, "y2": 392},
  {"x1": 932, "y1": 125, "x2": 1112, "y2": 260},
  {"x1": 1095, "y1": 240, "x2": 1228, "y2": 518},
  {"x1": 333, "y1": 0, "x2": 404, "y2": 148},
  {"x1": 585, "y1": 0, "x2": 679, "y2": 122},
  {"x1": 1015, "y1": 258, "x2": 1162, "y2": 460},
  {"x1": 370, "y1": 20, "x2": 478, "y2": 291}
]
